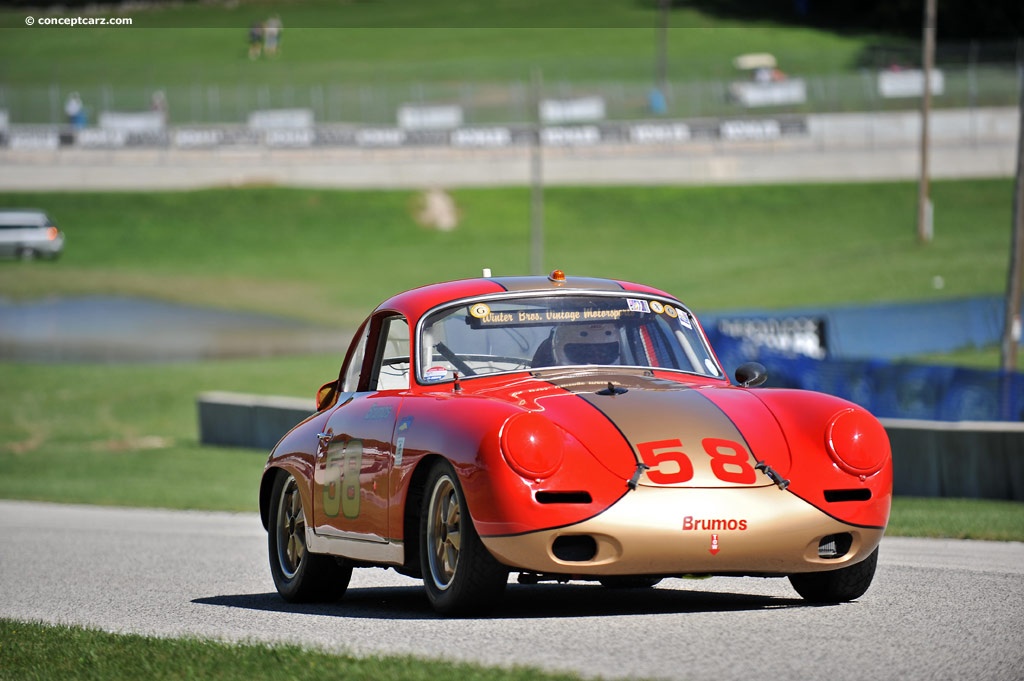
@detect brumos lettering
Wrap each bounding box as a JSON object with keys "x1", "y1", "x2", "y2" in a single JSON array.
[{"x1": 682, "y1": 515, "x2": 748, "y2": 531}]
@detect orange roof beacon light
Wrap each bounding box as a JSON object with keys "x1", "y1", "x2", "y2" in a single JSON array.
[{"x1": 548, "y1": 269, "x2": 566, "y2": 283}]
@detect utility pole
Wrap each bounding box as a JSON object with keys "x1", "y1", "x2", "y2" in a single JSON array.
[
  {"x1": 1000, "y1": 65, "x2": 1024, "y2": 373},
  {"x1": 916, "y1": 0, "x2": 936, "y2": 244},
  {"x1": 655, "y1": 0, "x2": 669, "y2": 95},
  {"x1": 530, "y1": 68, "x2": 544, "y2": 276}
]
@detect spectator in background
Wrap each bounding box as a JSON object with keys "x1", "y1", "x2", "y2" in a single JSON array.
[
  {"x1": 248, "y1": 21, "x2": 263, "y2": 59},
  {"x1": 64, "y1": 92, "x2": 85, "y2": 129},
  {"x1": 150, "y1": 90, "x2": 168, "y2": 125},
  {"x1": 263, "y1": 15, "x2": 282, "y2": 57}
]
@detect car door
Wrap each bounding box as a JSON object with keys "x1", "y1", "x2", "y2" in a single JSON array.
[{"x1": 313, "y1": 314, "x2": 409, "y2": 545}]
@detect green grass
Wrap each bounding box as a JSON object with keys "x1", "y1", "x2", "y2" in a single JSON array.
[
  {"x1": 0, "y1": 180, "x2": 1014, "y2": 327},
  {"x1": 0, "y1": 355, "x2": 331, "y2": 511},
  {"x1": 0, "y1": 0, "x2": 879, "y2": 88},
  {"x1": 0, "y1": 619, "x2": 590, "y2": 681},
  {"x1": 887, "y1": 497, "x2": 1024, "y2": 541}
]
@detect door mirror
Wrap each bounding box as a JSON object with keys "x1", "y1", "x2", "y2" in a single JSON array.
[
  {"x1": 315, "y1": 380, "x2": 340, "y2": 411},
  {"x1": 735, "y1": 362, "x2": 768, "y2": 388}
]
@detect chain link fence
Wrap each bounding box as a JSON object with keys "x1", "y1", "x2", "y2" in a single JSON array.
[{"x1": 0, "y1": 62, "x2": 1019, "y2": 128}]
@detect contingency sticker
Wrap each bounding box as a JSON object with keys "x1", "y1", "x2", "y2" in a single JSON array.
[
  {"x1": 394, "y1": 436, "x2": 405, "y2": 466},
  {"x1": 424, "y1": 366, "x2": 449, "y2": 383},
  {"x1": 627, "y1": 299, "x2": 651, "y2": 313},
  {"x1": 469, "y1": 302, "x2": 492, "y2": 319}
]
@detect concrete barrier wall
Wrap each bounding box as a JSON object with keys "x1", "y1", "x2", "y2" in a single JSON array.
[
  {"x1": 197, "y1": 392, "x2": 1024, "y2": 501},
  {"x1": 197, "y1": 391, "x2": 313, "y2": 452},
  {"x1": 883, "y1": 418, "x2": 1024, "y2": 501}
]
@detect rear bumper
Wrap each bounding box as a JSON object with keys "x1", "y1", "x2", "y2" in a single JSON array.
[{"x1": 480, "y1": 485, "x2": 884, "y2": 576}]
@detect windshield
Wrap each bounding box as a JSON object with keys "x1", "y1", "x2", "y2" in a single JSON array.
[{"x1": 417, "y1": 293, "x2": 722, "y2": 383}]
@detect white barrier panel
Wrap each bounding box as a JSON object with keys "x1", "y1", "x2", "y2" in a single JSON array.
[
  {"x1": 77, "y1": 128, "x2": 129, "y2": 148},
  {"x1": 541, "y1": 125, "x2": 601, "y2": 146},
  {"x1": 629, "y1": 122, "x2": 691, "y2": 144},
  {"x1": 728, "y1": 79, "x2": 807, "y2": 107},
  {"x1": 265, "y1": 128, "x2": 315, "y2": 147},
  {"x1": 398, "y1": 104, "x2": 463, "y2": 130},
  {"x1": 8, "y1": 130, "x2": 60, "y2": 150},
  {"x1": 247, "y1": 108, "x2": 314, "y2": 130},
  {"x1": 98, "y1": 110, "x2": 166, "y2": 133},
  {"x1": 173, "y1": 128, "x2": 226, "y2": 148},
  {"x1": 878, "y1": 69, "x2": 945, "y2": 98},
  {"x1": 450, "y1": 127, "x2": 513, "y2": 148},
  {"x1": 355, "y1": 127, "x2": 406, "y2": 147},
  {"x1": 720, "y1": 118, "x2": 782, "y2": 141},
  {"x1": 540, "y1": 96, "x2": 606, "y2": 123}
]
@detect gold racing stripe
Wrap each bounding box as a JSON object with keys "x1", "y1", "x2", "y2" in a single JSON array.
[{"x1": 549, "y1": 376, "x2": 769, "y2": 489}]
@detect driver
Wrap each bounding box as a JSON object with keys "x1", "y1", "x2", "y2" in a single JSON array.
[{"x1": 551, "y1": 323, "x2": 621, "y2": 365}]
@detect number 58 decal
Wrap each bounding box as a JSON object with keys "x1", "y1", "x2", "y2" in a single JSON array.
[{"x1": 636, "y1": 437, "x2": 757, "y2": 485}]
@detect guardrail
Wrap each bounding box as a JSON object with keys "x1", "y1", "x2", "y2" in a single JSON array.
[{"x1": 197, "y1": 391, "x2": 1024, "y2": 501}]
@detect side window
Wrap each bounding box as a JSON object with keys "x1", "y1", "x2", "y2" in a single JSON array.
[
  {"x1": 340, "y1": 324, "x2": 371, "y2": 393},
  {"x1": 372, "y1": 316, "x2": 410, "y2": 391}
]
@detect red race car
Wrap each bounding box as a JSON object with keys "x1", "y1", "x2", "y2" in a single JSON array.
[{"x1": 259, "y1": 271, "x2": 891, "y2": 615}]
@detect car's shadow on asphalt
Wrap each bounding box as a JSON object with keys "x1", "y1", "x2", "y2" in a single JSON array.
[{"x1": 194, "y1": 582, "x2": 813, "y2": 620}]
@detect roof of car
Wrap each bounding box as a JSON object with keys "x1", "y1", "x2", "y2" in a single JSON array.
[
  {"x1": 0, "y1": 210, "x2": 49, "y2": 225},
  {"x1": 374, "y1": 271, "x2": 674, "y2": 322}
]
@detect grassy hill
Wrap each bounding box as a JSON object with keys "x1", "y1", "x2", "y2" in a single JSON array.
[
  {"x1": 0, "y1": 180, "x2": 1013, "y2": 328},
  {"x1": 0, "y1": 0, "x2": 884, "y2": 89}
]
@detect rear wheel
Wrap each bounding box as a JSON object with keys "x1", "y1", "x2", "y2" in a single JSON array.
[
  {"x1": 268, "y1": 470, "x2": 352, "y2": 603},
  {"x1": 420, "y1": 461, "x2": 508, "y2": 615},
  {"x1": 789, "y1": 547, "x2": 879, "y2": 603}
]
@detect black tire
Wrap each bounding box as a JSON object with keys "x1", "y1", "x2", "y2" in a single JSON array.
[
  {"x1": 268, "y1": 470, "x2": 352, "y2": 603},
  {"x1": 420, "y1": 460, "x2": 508, "y2": 615},
  {"x1": 789, "y1": 546, "x2": 879, "y2": 603}
]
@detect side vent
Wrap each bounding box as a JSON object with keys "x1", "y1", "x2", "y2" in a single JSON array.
[
  {"x1": 536, "y1": 491, "x2": 593, "y2": 504},
  {"x1": 552, "y1": 535, "x2": 598, "y2": 562},
  {"x1": 817, "y1": 533, "x2": 854, "y2": 559},
  {"x1": 824, "y1": 489, "x2": 872, "y2": 502}
]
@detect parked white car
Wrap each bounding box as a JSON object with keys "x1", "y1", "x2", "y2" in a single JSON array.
[{"x1": 0, "y1": 210, "x2": 65, "y2": 260}]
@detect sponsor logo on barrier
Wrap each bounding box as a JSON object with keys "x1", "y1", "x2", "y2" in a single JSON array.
[
  {"x1": 356, "y1": 128, "x2": 406, "y2": 147},
  {"x1": 630, "y1": 123, "x2": 691, "y2": 144},
  {"x1": 174, "y1": 128, "x2": 225, "y2": 148},
  {"x1": 541, "y1": 125, "x2": 600, "y2": 146},
  {"x1": 265, "y1": 128, "x2": 314, "y2": 147},
  {"x1": 716, "y1": 316, "x2": 827, "y2": 359},
  {"x1": 720, "y1": 119, "x2": 782, "y2": 141},
  {"x1": 451, "y1": 127, "x2": 512, "y2": 148}
]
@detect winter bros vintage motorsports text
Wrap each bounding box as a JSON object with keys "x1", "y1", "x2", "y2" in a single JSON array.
[{"x1": 259, "y1": 271, "x2": 892, "y2": 615}]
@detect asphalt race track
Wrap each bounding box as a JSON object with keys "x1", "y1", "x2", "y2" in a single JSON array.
[{"x1": 1, "y1": 500, "x2": 1022, "y2": 680}]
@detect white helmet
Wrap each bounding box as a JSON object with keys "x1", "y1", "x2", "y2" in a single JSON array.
[{"x1": 552, "y1": 323, "x2": 621, "y2": 365}]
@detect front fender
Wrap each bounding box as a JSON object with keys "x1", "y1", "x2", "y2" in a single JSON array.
[
  {"x1": 746, "y1": 388, "x2": 892, "y2": 529},
  {"x1": 259, "y1": 410, "x2": 330, "y2": 530}
]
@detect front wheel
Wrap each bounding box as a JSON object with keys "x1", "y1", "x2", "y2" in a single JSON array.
[
  {"x1": 268, "y1": 470, "x2": 352, "y2": 603},
  {"x1": 420, "y1": 461, "x2": 508, "y2": 615},
  {"x1": 789, "y1": 546, "x2": 879, "y2": 603}
]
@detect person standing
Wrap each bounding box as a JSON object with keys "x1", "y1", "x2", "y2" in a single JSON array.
[
  {"x1": 64, "y1": 92, "x2": 85, "y2": 128},
  {"x1": 263, "y1": 15, "x2": 282, "y2": 57},
  {"x1": 248, "y1": 21, "x2": 263, "y2": 59}
]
